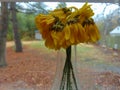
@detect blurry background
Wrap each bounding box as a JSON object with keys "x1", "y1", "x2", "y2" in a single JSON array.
[
  {"x1": 0, "y1": 1, "x2": 120, "y2": 49},
  {"x1": 0, "y1": 1, "x2": 120, "y2": 90}
]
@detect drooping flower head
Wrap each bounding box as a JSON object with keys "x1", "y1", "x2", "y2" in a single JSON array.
[{"x1": 35, "y1": 2, "x2": 100, "y2": 50}]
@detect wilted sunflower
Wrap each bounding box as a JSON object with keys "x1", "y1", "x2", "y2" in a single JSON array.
[
  {"x1": 35, "y1": 2, "x2": 101, "y2": 90},
  {"x1": 35, "y1": 2, "x2": 100, "y2": 50}
]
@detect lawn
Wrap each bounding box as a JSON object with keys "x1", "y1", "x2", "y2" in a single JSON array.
[{"x1": 0, "y1": 40, "x2": 120, "y2": 90}]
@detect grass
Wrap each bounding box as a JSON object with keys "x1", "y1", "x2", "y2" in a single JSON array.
[
  {"x1": 28, "y1": 41, "x2": 107, "y2": 61},
  {"x1": 22, "y1": 40, "x2": 119, "y2": 70},
  {"x1": 29, "y1": 40, "x2": 45, "y2": 48},
  {"x1": 28, "y1": 40, "x2": 55, "y2": 54},
  {"x1": 70, "y1": 43, "x2": 117, "y2": 70}
]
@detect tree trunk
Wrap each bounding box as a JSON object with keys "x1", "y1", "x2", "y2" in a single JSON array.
[
  {"x1": 0, "y1": 2, "x2": 8, "y2": 67},
  {"x1": 10, "y1": 2, "x2": 23, "y2": 52}
]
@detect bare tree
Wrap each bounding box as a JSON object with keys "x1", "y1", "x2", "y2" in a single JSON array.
[
  {"x1": 0, "y1": 2, "x2": 8, "y2": 67},
  {"x1": 100, "y1": 3, "x2": 113, "y2": 46}
]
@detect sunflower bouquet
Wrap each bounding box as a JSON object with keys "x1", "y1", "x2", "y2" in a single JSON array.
[{"x1": 35, "y1": 2, "x2": 100, "y2": 90}]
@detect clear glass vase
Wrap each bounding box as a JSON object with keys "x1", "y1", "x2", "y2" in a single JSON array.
[{"x1": 51, "y1": 45, "x2": 81, "y2": 90}]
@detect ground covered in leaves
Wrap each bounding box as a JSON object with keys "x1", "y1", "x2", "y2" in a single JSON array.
[
  {"x1": 0, "y1": 41, "x2": 120, "y2": 90},
  {"x1": 0, "y1": 42, "x2": 57, "y2": 90}
]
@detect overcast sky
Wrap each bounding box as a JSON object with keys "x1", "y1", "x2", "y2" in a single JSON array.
[{"x1": 44, "y1": 2, "x2": 119, "y2": 16}]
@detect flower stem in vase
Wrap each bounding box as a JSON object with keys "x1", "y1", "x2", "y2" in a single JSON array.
[{"x1": 60, "y1": 46, "x2": 78, "y2": 90}]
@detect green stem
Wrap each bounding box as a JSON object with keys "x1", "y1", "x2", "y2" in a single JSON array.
[
  {"x1": 70, "y1": 58, "x2": 78, "y2": 90},
  {"x1": 60, "y1": 50, "x2": 69, "y2": 90},
  {"x1": 59, "y1": 46, "x2": 78, "y2": 90},
  {"x1": 66, "y1": 46, "x2": 71, "y2": 90}
]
